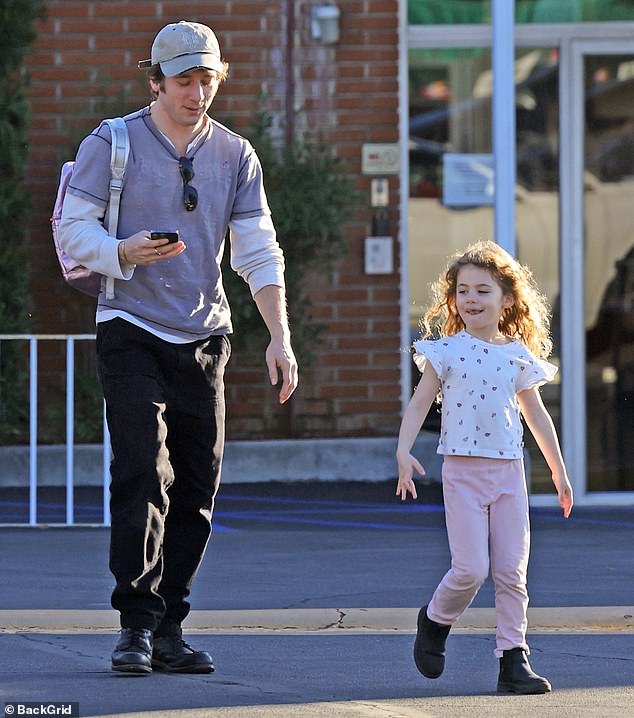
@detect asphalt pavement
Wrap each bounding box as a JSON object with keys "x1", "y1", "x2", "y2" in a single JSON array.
[{"x1": 1, "y1": 480, "x2": 633, "y2": 717}]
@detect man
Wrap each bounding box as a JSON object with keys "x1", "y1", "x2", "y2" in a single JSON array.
[{"x1": 60, "y1": 20, "x2": 298, "y2": 675}]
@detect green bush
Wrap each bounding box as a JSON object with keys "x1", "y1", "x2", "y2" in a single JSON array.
[
  {"x1": 0, "y1": 0, "x2": 46, "y2": 443},
  {"x1": 224, "y1": 112, "x2": 360, "y2": 366}
]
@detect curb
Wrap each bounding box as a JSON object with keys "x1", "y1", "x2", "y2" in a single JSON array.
[{"x1": 1, "y1": 606, "x2": 633, "y2": 634}]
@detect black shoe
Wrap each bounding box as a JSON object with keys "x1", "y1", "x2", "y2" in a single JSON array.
[
  {"x1": 497, "y1": 647, "x2": 552, "y2": 694},
  {"x1": 152, "y1": 636, "x2": 214, "y2": 674},
  {"x1": 111, "y1": 628, "x2": 153, "y2": 674},
  {"x1": 413, "y1": 605, "x2": 451, "y2": 679}
]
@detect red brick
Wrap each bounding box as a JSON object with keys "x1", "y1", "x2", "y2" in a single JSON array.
[
  {"x1": 41, "y1": 2, "x2": 91, "y2": 19},
  {"x1": 93, "y1": 3, "x2": 159, "y2": 18}
]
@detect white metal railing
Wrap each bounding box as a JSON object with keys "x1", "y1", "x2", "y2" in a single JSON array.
[{"x1": 0, "y1": 334, "x2": 110, "y2": 526}]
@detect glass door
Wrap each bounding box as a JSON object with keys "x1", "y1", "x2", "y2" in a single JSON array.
[
  {"x1": 578, "y1": 48, "x2": 634, "y2": 494},
  {"x1": 557, "y1": 39, "x2": 634, "y2": 504}
]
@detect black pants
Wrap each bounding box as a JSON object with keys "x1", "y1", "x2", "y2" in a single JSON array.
[{"x1": 96, "y1": 318, "x2": 230, "y2": 635}]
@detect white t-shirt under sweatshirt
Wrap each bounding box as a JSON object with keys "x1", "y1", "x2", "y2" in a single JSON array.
[{"x1": 413, "y1": 331, "x2": 557, "y2": 460}]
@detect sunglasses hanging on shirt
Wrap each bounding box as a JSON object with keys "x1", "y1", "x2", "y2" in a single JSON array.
[{"x1": 178, "y1": 156, "x2": 198, "y2": 211}]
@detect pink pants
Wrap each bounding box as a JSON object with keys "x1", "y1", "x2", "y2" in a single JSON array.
[{"x1": 427, "y1": 456, "x2": 530, "y2": 657}]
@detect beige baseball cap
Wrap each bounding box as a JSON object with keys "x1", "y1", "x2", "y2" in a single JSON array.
[{"x1": 138, "y1": 21, "x2": 224, "y2": 76}]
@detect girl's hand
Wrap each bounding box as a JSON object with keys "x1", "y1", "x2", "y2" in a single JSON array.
[
  {"x1": 396, "y1": 452, "x2": 425, "y2": 501},
  {"x1": 554, "y1": 473, "x2": 573, "y2": 518}
]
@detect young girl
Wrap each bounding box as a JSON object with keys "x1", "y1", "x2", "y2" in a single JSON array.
[{"x1": 396, "y1": 240, "x2": 573, "y2": 695}]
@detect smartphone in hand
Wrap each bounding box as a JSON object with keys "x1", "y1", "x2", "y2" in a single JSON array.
[{"x1": 150, "y1": 230, "x2": 179, "y2": 243}]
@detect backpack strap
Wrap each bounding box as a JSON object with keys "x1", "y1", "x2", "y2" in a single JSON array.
[{"x1": 103, "y1": 118, "x2": 130, "y2": 299}]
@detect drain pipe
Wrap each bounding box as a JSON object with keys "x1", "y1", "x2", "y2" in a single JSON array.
[{"x1": 285, "y1": 0, "x2": 295, "y2": 146}]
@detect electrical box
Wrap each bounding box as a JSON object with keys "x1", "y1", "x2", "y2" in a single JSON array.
[{"x1": 370, "y1": 178, "x2": 389, "y2": 207}]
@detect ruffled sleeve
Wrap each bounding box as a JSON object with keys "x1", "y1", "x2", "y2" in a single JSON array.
[
  {"x1": 515, "y1": 352, "x2": 558, "y2": 392},
  {"x1": 412, "y1": 339, "x2": 446, "y2": 378}
]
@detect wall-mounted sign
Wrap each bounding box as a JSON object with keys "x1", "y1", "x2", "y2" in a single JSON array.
[
  {"x1": 442, "y1": 153, "x2": 494, "y2": 206},
  {"x1": 364, "y1": 236, "x2": 393, "y2": 274},
  {"x1": 362, "y1": 143, "x2": 400, "y2": 175}
]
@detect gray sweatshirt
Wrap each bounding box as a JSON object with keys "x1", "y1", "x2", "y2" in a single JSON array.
[{"x1": 60, "y1": 107, "x2": 285, "y2": 341}]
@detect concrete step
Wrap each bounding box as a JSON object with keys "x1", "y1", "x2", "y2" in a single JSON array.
[{"x1": 0, "y1": 434, "x2": 442, "y2": 487}]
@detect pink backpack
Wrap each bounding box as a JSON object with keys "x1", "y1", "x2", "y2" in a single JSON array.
[{"x1": 51, "y1": 118, "x2": 129, "y2": 297}]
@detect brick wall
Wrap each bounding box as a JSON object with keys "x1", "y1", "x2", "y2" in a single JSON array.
[{"x1": 25, "y1": 0, "x2": 402, "y2": 439}]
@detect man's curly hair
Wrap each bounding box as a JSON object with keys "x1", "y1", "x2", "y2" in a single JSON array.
[{"x1": 146, "y1": 62, "x2": 229, "y2": 99}]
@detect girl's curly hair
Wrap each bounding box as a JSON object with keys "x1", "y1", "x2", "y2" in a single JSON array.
[{"x1": 420, "y1": 240, "x2": 553, "y2": 358}]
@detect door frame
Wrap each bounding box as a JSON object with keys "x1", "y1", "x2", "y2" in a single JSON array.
[
  {"x1": 402, "y1": 14, "x2": 634, "y2": 506},
  {"x1": 557, "y1": 37, "x2": 634, "y2": 506}
]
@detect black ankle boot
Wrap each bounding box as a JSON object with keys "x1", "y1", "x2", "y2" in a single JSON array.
[
  {"x1": 497, "y1": 647, "x2": 552, "y2": 694},
  {"x1": 111, "y1": 628, "x2": 153, "y2": 674},
  {"x1": 152, "y1": 634, "x2": 214, "y2": 674},
  {"x1": 413, "y1": 605, "x2": 451, "y2": 678}
]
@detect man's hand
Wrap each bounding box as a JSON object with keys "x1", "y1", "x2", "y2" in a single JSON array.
[
  {"x1": 254, "y1": 285, "x2": 298, "y2": 403},
  {"x1": 119, "y1": 230, "x2": 186, "y2": 266},
  {"x1": 266, "y1": 337, "x2": 298, "y2": 404}
]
